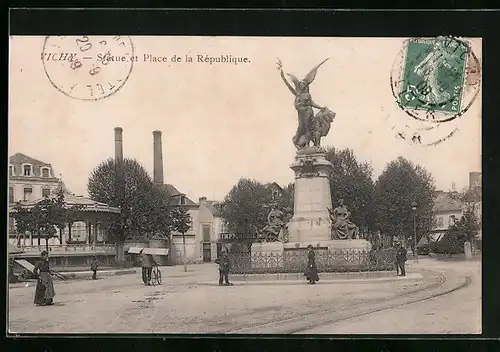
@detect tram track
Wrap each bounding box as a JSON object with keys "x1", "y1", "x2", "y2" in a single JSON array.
[{"x1": 220, "y1": 270, "x2": 471, "y2": 334}]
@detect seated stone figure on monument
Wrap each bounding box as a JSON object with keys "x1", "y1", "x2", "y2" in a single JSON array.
[
  {"x1": 277, "y1": 58, "x2": 336, "y2": 150},
  {"x1": 258, "y1": 205, "x2": 287, "y2": 243},
  {"x1": 328, "y1": 199, "x2": 360, "y2": 240}
]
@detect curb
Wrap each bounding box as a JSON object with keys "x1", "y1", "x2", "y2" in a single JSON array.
[
  {"x1": 200, "y1": 273, "x2": 423, "y2": 286},
  {"x1": 231, "y1": 270, "x2": 400, "y2": 282}
]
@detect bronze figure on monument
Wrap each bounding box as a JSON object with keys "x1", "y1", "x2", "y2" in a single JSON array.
[
  {"x1": 257, "y1": 205, "x2": 289, "y2": 243},
  {"x1": 277, "y1": 58, "x2": 336, "y2": 150},
  {"x1": 328, "y1": 199, "x2": 360, "y2": 240}
]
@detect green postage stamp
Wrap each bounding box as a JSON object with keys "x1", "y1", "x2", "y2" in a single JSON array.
[{"x1": 392, "y1": 36, "x2": 481, "y2": 123}]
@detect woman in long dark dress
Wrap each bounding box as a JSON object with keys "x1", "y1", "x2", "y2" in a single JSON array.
[
  {"x1": 33, "y1": 251, "x2": 56, "y2": 306},
  {"x1": 305, "y1": 245, "x2": 320, "y2": 284}
]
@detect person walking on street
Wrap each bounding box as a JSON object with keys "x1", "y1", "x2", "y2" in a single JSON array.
[
  {"x1": 90, "y1": 256, "x2": 99, "y2": 280},
  {"x1": 304, "y1": 244, "x2": 320, "y2": 284},
  {"x1": 140, "y1": 249, "x2": 156, "y2": 286},
  {"x1": 33, "y1": 251, "x2": 56, "y2": 306},
  {"x1": 214, "y1": 251, "x2": 233, "y2": 286},
  {"x1": 395, "y1": 241, "x2": 407, "y2": 276}
]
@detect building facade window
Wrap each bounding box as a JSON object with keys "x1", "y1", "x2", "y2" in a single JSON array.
[
  {"x1": 42, "y1": 188, "x2": 51, "y2": 198},
  {"x1": 9, "y1": 186, "x2": 14, "y2": 204},
  {"x1": 23, "y1": 164, "x2": 32, "y2": 176},
  {"x1": 180, "y1": 196, "x2": 186, "y2": 205},
  {"x1": 437, "y1": 216, "x2": 444, "y2": 228},
  {"x1": 9, "y1": 165, "x2": 14, "y2": 177},
  {"x1": 202, "y1": 225, "x2": 211, "y2": 242},
  {"x1": 23, "y1": 187, "x2": 33, "y2": 201},
  {"x1": 41, "y1": 167, "x2": 50, "y2": 178}
]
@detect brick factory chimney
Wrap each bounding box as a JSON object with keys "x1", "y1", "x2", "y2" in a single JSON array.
[
  {"x1": 114, "y1": 127, "x2": 123, "y2": 162},
  {"x1": 153, "y1": 130, "x2": 164, "y2": 185}
]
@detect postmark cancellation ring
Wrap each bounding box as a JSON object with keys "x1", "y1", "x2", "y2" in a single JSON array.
[{"x1": 42, "y1": 36, "x2": 134, "y2": 101}]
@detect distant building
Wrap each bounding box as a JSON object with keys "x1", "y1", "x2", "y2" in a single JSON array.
[
  {"x1": 198, "y1": 197, "x2": 227, "y2": 262},
  {"x1": 430, "y1": 171, "x2": 482, "y2": 242},
  {"x1": 430, "y1": 190, "x2": 463, "y2": 241},
  {"x1": 266, "y1": 182, "x2": 284, "y2": 202}
]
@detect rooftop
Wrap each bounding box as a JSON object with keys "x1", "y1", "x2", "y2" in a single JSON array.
[
  {"x1": 159, "y1": 184, "x2": 196, "y2": 205},
  {"x1": 12, "y1": 193, "x2": 121, "y2": 214},
  {"x1": 10, "y1": 152, "x2": 51, "y2": 167}
]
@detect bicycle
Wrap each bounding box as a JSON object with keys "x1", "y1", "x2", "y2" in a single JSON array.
[{"x1": 151, "y1": 264, "x2": 162, "y2": 286}]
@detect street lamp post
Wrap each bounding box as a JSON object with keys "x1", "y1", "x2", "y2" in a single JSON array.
[{"x1": 411, "y1": 201, "x2": 418, "y2": 263}]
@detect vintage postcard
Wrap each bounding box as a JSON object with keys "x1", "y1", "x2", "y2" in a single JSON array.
[{"x1": 8, "y1": 36, "x2": 481, "y2": 334}]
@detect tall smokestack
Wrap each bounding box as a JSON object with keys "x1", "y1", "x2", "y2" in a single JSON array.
[
  {"x1": 153, "y1": 130, "x2": 164, "y2": 184},
  {"x1": 114, "y1": 127, "x2": 123, "y2": 162}
]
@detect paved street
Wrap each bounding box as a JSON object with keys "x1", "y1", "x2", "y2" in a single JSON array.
[
  {"x1": 8, "y1": 259, "x2": 478, "y2": 334},
  {"x1": 302, "y1": 258, "x2": 481, "y2": 334}
]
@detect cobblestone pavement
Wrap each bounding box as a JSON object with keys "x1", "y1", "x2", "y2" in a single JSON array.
[
  {"x1": 8, "y1": 261, "x2": 461, "y2": 334},
  {"x1": 301, "y1": 258, "x2": 481, "y2": 334}
]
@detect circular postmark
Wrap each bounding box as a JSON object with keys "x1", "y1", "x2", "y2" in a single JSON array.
[
  {"x1": 42, "y1": 36, "x2": 134, "y2": 101},
  {"x1": 390, "y1": 36, "x2": 481, "y2": 124}
]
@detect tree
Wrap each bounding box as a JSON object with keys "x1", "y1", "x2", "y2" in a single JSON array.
[
  {"x1": 143, "y1": 184, "x2": 173, "y2": 239},
  {"x1": 374, "y1": 157, "x2": 436, "y2": 245},
  {"x1": 274, "y1": 182, "x2": 294, "y2": 212},
  {"x1": 87, "y1": 158, "x2": 173, "y2": 262},
  {"x1": 455, "y1": 204, "x2": 480, "y2": 244},
  {"x1": 52, "y1": 186, "x2": 69, "y2": 245},
  {"x1": 325, "y1": 147, "x2": 377, "y2": 235},
  {"x1": 88, "y1": 158, "x2": 164, "y2": 239},
  {"x1": 171, "y1": 205, "x2": 192, "y2": 272},
  {"x1": 14, "y1": 196, "x2": 66, "y2": 251},
  {"x1": 430, "y1": 227, "x2": 466, "y2": 256},
  {"x1": 220, "y1": 178, "x2": 273, "y2": 236},
  {"x1": 12, "y1": 202, "x2": 38, "y2": 246}
]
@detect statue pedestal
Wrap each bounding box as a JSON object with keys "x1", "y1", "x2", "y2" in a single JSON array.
[
  {"x1": 246, "y1": 147, "x2": 372, "y2": 274},
  {"x1": 288, "y1": 147, "x2": 333, "y2": 243}
]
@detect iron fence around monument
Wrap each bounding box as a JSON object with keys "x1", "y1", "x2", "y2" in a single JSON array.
[{"x1": 230, "y1": 248, "x2": 397, "y2": 274}]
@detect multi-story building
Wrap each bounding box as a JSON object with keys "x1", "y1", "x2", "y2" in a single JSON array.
[
  {"x1": 9, "y1": 153, "x2": 62, "y2": 203},
  {"x1": 8, "y1": 153, "x2": 62, "y2": 237}
]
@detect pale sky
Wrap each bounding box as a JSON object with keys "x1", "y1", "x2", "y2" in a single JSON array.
[{"x1": 9, "y1": 36, "x2": 481, "y2": 201}]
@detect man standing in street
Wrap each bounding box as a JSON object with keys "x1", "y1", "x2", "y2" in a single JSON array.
[
  {"x1": 90, "y1": 256, "x2": 99, "y2": 280},
  {"x1": 140, "y1": 249, "x2": 156, "y2": 286},
  {"x1": 395, "y1": 241, "x2": 407, "y2": 276},
  {"x1": 214, "y1": 251, "x2": 233, "y2": 286}
]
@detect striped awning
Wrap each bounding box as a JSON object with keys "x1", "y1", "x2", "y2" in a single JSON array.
[{"x1": 128, "y1": 247, "x2": 169, "y2": 256}]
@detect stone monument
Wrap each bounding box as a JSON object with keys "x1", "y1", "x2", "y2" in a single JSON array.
[{"x1": 251, "y1": 58, "x2": 371, "y2": 259}]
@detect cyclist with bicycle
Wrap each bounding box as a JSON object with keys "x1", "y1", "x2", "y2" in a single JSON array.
[{"x1": 140, "y1": 249, "x2": 157, "y2": 286}]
